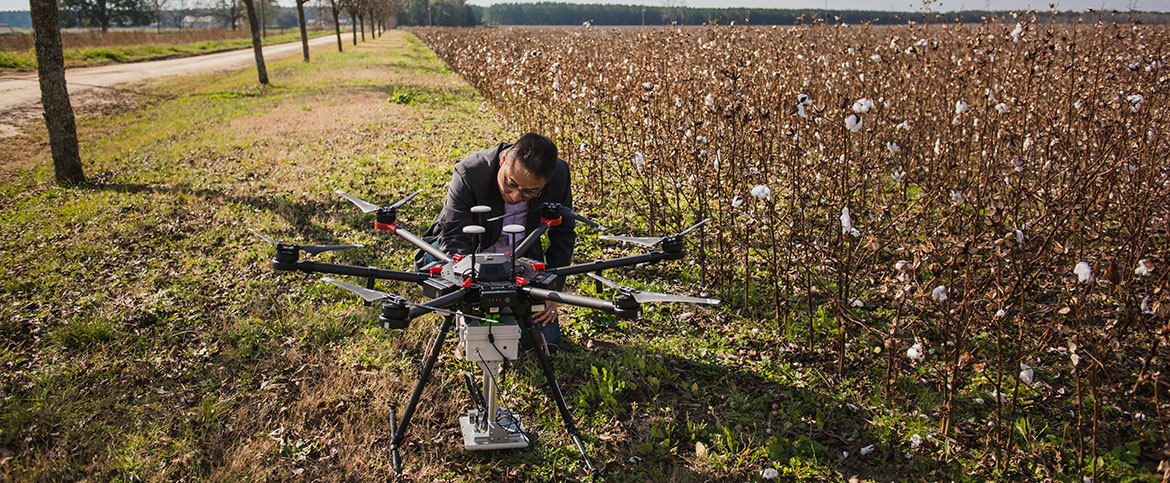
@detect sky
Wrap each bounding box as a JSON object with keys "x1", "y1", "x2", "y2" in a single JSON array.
[{"x1": 2, "y1": 0, "x2": 1165, "y2": 15}]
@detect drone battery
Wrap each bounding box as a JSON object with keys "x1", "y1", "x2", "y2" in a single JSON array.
[
  {"x1": 479, "y1": 286, "x2": 518, "y2": 311},
  {"x1": 529, "y1": 272, "x2": 557, "y2": 288},
  {"x1": 421, "y1": 277, "x2": 458, "y2": 299},
  {"x1": 456, "y1": 316, "x2": 520, "y2": 363}
]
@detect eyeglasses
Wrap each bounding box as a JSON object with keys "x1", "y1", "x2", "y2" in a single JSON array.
[{"x1": 501, "y1": 156, "x2": 544, "y2": 199}]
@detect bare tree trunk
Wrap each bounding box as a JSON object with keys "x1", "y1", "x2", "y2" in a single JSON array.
[
  {"x1": 331, "y1": 2, "x2": 342, "y2": 52},
  {"x1": 296, "y1": 0, "x2": 308, "y2": 61},
  {"x1": 241, "y1": 0, "x2": 268, "y2": 84},
  {"x1": 359, "y1": 12, "x2": 365, "y2": 42},
  {"x1": 350, "y1": 11, "x2": 356, "y2": 45},
  {"x1": 30, "y1": 0, "x2": 85, "y2": 186}
]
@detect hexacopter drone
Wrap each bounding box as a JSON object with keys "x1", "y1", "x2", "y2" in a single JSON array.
[{"x1": 251, "y1": 189, "x2": 718, "y2": 474}]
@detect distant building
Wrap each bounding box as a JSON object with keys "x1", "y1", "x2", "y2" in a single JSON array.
[{"x1": 180, "y1": 15, "x2": 217, "y2": 29}]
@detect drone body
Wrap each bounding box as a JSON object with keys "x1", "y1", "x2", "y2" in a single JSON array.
[{"x1": 251, "y1": 189, "x2": 718, "y2": 475}]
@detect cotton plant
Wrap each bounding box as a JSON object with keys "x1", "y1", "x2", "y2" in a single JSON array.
[{"x1": 906, "y1": 341, "x2": 926, "y2": 362}]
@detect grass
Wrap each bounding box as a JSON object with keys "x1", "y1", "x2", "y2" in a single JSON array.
[
  {"x1": 0, "y1": 29, "x2": 335, "y2": 70},
  {"x1": 0, "y1": 28, "x2": 1163, "y2": 481}
]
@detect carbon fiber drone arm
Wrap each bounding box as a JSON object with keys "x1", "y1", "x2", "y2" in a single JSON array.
[
  {"x1": 522, "y1": 286, "x2": 614, "y2": 313},
  {"x1": 293, "y1": 260, "x2": 430, "y2": 283},
  {"x1": 406, "y1": 288, "x2": 469, "y2": 319},
  {"x1": 544, "y1": 250, "x2": 677, "y2": 276}
]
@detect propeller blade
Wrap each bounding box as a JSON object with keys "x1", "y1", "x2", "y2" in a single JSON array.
[
  {"x1": 676, "y1": 218, "x2": 711, "y2": 237},
  {"x1": 633, "y1": 291, "x2": 721, "y2": 305},
  {"x1": 323, "y1": 277, "x2": 393, "y2": 303},
  {"x1": 388, "y1": 189, "x2": 423, "y2": 210},
  {"x1": 585, "y1": 272, "x2": 623, "y2": 290},
  {"x1": 336, "y1": 189, "x2": 381, "y2": 213},
  {"x1": 300, "y1": 243, "x2": 364, "y2": 255},
  {"x1": 249, "y1": 228, "x2": 278, "y2": 246},
  {"x1": 598, "y1": 235, "x2": 663, "y2": 248}
]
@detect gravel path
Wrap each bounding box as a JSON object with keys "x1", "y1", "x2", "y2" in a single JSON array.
[{"x1": 0, "y1": 34, "x2": 339, "y2": 137}]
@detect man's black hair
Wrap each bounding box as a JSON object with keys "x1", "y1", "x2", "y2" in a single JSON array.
[{"x1": 509, "y1": 132, "x2": 558, "y2": 180}]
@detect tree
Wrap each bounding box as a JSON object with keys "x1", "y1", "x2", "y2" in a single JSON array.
[
  {"x1": 241, "y1": 0, "x2": 268, "y2": 84},
  {"x1": 213, "y1": 0, "x2": 242, "y2": 29},
  {"x1": 296, "y1": 0, "x2": 309, "y2": 61},
  {"x1": 59, "y1": 0, "x2": 151, "y2": 32},
  {"x1": 321, "y1": 0, "x2": 343, "y2": 52},
  {"x1": 30, "y1": 0, "x2": 85, "y2": 185}
]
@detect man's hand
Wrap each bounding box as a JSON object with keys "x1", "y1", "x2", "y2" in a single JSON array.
[{"x1": 533, "y1": 301, "x2": 558, "y2": 326}]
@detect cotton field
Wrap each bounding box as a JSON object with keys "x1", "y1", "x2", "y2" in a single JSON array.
[{"x1": 412, "y1": 20, "x2": 1169, "y2": 478}]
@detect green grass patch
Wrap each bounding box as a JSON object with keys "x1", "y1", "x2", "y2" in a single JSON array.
[{"x1": 1, "y1": 30, "x2": 333, "y2": 71}]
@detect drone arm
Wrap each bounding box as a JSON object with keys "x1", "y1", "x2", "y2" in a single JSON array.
[
  {"x1": 523, "y1": 286, "x2": 614, "y2": 313},
  {"x1": 513, "y1": 221, "x2": 550, "y2": 258},
  {"x1": 295, "y1": 261, "x2": 429, "y2": 283},
  {"x1": 545, "y1": 251, "x2": 672, "y2": 276},
  {"x1": 407, "y1": 288, "x2": 469, "y2": 319},
  {"x1": 393, "y1": 226, "x2": 453, "y2": 264}
]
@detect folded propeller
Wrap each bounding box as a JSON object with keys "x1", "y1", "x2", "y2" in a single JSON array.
[
  {"x1": 586, "y1": 272, "x2": 720, "y2": 305},
  {"x1": 599, "y1": 218, "x2": 709, "y2": 249},
  {"x1": 488, "y1": 202, "x2": 606, "y2": 231},
  {"x1": 249, "y1": 228, "x2": 363, "y2": 255}
]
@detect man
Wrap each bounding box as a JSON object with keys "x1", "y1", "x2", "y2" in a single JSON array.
[{"x1": 417, "y1": 133, "x2": 575, "y2": 351}]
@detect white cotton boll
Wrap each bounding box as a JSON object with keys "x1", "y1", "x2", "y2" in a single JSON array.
[
  {"x1": 871, "y1": 54, "x2": 883, "y2": 62},
  {"x1": 907, "y1": 342, "x2": 925, "y2": 362},
  {"x1": 1141, "y1": 296, "x2": 1154, "y2": 315},
  {"x1": 1075, "y1": 262, "x2": 1094, "y2": 283},
  {"x1": 932, "y1": 285, "x2": 948, "y2": 302},
  {"x1": 895, "y1": 260, "x2": 908, "y2": 271},
  {"x1": 845, "y1": 114, "x2": 863, "y2": 132},
  {"x1": 731, "y1": 195, "x2": 744, "y2": 208},
  {"x1": 995, "y1": 103, "x2": 1010, "y2": 113},
  {"x1": 934, "y1": 138, "x2": 943, "y2": 155},
  {"x1": 1135, "y1": 259, "x2": 1153, "y2": 277},
  {"x1": 910, "y1": 434, "x2": 922, "y2": 448},
  {"x1": 852, "y1": 299, "x2": 865, "y2": 308},
  {"x1": 642, "y1": 82, "x2": 653, "y2": 89},
  {"x1": 633, "y1": 152, "x2": 646, "y2": 174},
  {"x1": 762, "y1": 468, "x2": 779, "y2": 480},
  {"x1": 1023, "y1": 137, "x2": 1033, "y2": 151},
  {"x1": 1011, "y1": 22, "x2": 1023, "y2": 43},
  {"x1": 1127, "y1": 94, "x2": 1144, "y2": 112},
  {"x1": 797, "y1": 93, "x2": 811, "y2": 106},
  {"x1": 896, "y1": 120, "x2": 910, "y2": 130},
  {"x1": 951, "y1": 190, "x2": 964, "y2": 205},
  {"x1": 751, "y1": 185, "x2": 772, "y2": 201},
  {"x1": 892, "y1": 171, "x2": 906, "y2": 183},
  {"x1": 860, "y1": 444, "x2": 875, "y2": 456},
  {"x1": 696, "y1": 135, "x2": 707, "y2": 144},
  {"x1": 996, "y1": 308, "x2": 1007, "y2": 318},
  {"x1": 704, "y1": 94, "x2": 714, "y2": 106},
  {"x1": 1019, "y1": 362, "x2": 1035, "y2": 386},
  {"x1": 955, "y1": 100, "x2": 969, "y2": 114},
  {"x1": 852, "y1": 98, "x2": 874, "y2": 113},
  {"x1": 1015, "y1": 229, "x2": 1025, "y2": 244},
  {"x1": 887, "y1": 141, "x2": 899, "y2": 154},
  {"x1": 840, "y1": 207, "x2": 853, "y2": 233},
  {"x1": 975, "y1": 397, "x2": 985, "y2": 405}
]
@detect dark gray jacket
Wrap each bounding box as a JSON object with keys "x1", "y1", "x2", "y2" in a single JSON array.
[{"x1": 419, "y1": 142, "x2": 576, "y2": 269}]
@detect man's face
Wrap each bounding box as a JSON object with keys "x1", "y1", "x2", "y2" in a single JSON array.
[{"x1": 497, "y1": 149, "x2": 547, "y2": 204}]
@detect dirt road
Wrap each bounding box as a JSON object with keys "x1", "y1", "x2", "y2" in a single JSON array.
[{"x1": 0, "y1": 34, "x2": 339, "y2": 136}]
